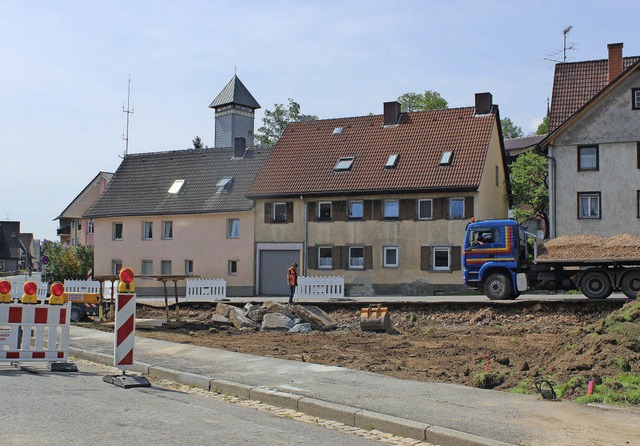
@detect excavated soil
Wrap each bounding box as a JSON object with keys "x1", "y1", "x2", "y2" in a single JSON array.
[
  {"x1": 97, "y1": 300, "x2": 640, "y2": 400},
  {"x1": 537, "y1": 233, "x2": 640, "y2": 261}
]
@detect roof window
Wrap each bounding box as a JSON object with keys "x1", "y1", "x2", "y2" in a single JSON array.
[
  {"x1": 385, "y1": 154, "x2": 399, "y2": 169},
  {"x1": 334, "y1": 157, "x2": 355, "y2": 171},
  {"x1": 168, "y1": 179, "x2": 185, "y2": 194},
  {"x1": 439, "y1": 151, "x2": 453, "y2": 166},
  {"x1": 216, "y1": 177, "x2": 233, "y2": 191},
  {"x1": 332, "y1": 127, "x2": 343, "y2": 135}
]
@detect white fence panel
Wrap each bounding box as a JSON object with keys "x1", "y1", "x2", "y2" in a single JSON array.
[
  {"x1": 63, "y1": 279, "x2": 101, "y2": 294},
  {"x1": 185, "y1": 278, "x2": 226, "y2": 302},
  {"x1": 296, "y1": 276, "x2": 344, "y2": 299},
  {"x1": 9, "y1": 280, "x2": 48, "y2": 303}
]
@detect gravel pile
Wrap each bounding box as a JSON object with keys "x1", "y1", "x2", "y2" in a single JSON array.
[{"x1": 537, "y1": 234, "x2": 640, "y2": 261}]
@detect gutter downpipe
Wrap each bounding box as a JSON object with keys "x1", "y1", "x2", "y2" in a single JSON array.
[
  {"x1": 301, "y1": 195, "x2": 308, "y2": 276},
  {"x1": 547, "y1": 146, "x2": 557, "y2": 239}
]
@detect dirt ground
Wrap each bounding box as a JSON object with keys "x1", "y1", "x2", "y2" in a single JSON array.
[{"x1": 93, "y1": 299, "x2": 640, "y2": 401}]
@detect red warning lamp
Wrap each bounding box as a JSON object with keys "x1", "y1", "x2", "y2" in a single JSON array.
[
  {"x1": 22, "y1": 281, "x2": 39, "y2": 304},
  {"x1": 118, "y1": 267, "x2": 135, "y2": 293},
  {"x1": 0, "y1": 280, "x2": 11, "y2": 303},
  {"x1": 49, "y1": 281, "x2": 65, "y2": 305}
]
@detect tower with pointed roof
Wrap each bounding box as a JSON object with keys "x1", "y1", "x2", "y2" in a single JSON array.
[{"x1": 209, "y1": 75, "x2": 261, "y2": 148}]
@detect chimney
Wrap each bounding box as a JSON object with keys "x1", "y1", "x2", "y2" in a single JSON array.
[
  {"x1": 233, "y1": 137, "x2": 246, "y2": 158},
  {"x1": 608, "y1": 42, "x2": 624, "y2": 82},
  {"x1": 383, "y1": 101, "x2": 402, "y2": 125},
  {"x1": 474, "y1": 92, "x2": 493, "y2": 115}
]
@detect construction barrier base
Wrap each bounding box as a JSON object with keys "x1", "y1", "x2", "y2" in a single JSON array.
[
  {"x1": 49, "y1": 361, "x2": 78, "y2": 372},
  {"x1": 103, "y1": 373, "x2": 150, "y2": 389}
]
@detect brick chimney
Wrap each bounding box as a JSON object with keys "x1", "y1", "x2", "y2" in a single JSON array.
[
  {"x1": 608, "y1": 42, "x2": 624, "y2": 82},
  {"x1": 474, "y1": 92, "x2": 493, "y2": 115},
  {"x1": 383, "y1": 101, "x2": 402, "y2": 125}
]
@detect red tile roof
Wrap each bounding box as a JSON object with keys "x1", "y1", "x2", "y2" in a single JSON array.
[
  {"x1": 248, "y1": 106, "x2": 499, "y2": 197},
  {"x1": 549, "y1": 56, "x2": 640, "y2": 132}
]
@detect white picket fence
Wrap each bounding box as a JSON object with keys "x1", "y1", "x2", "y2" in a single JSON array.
[
  {"x1": 185, "y1": 278, "x2": 227, "y2": 302},
  {"x1": 296, "y1": 275, "x2": 344, "y2": 299}
]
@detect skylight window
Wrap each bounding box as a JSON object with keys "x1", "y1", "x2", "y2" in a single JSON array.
[
  {"x1": 332, "y1": 127, "x2": 343, "y2": 135},
  {"x1": 439, "y1": 151, "x2": 453, "y2": 166},
  {"x1": 385, "y1": 154, "x2": 399, "y2": 168},
  {"x1": 216, "y1": 177, "x2": 233, "y2": 190},
  {"x1": 334, "y1": 157, "x2": 355, "y2": 171},
  {"x1": 168, "y1": 179, "x2": 185, "y2": 194}
]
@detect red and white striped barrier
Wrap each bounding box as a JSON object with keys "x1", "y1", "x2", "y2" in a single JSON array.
[
  {"x1": 114, "y1": 293, "x2": 136, "y2": 370},
  {"x1": 0, "y1": 303, "x2": 70, "y2": 362}
]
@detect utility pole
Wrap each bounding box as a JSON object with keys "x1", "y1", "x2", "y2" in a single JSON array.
[{"x1": 122, "y1": 75, "x2": 134, "y2": 156}]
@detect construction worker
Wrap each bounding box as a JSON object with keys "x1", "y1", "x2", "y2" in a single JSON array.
[{"x1": 287, "y1": 262, "x2": 298, "y2": 304}]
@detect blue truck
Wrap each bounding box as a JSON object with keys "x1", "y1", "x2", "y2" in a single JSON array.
[{"x1": 463, "y1": 219, "x2": 640, "y2": 300}]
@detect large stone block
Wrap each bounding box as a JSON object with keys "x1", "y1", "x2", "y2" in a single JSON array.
[
  {"x1": 292, "y1": 305, "x2": 338, "y2": 331},
  {"x1": 229, "y1": 308, "x2": 258, "y2": 330},
  {"x1": 262, "y1": 301, "x2": 295, "y2": 318},
  {"x1": 215, "y1": 302, "x2": 239, "y2": 318},
  {"x1": 261, "y1": 313, "x2": 295, "y2": 331}
]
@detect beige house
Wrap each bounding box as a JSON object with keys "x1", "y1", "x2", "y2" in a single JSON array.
[
  {"x1": 55, "y1": 171, "x2": 112, "y2": 246},
  {"x1": 248, "y1": 94, "x2": 509, "y2": 296},
  {"x1": 541, "y1": 42, "x2": 640, "y2": 237}
]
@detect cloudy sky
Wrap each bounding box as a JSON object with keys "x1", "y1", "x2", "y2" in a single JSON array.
[{"x1": 1, "y1": 0, "x2": 638, "y2": 240}]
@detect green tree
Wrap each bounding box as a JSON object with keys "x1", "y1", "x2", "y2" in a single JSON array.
[
  {"x1": 536, "y1": 115, "x2": 549, "y2": 135},
  {"x1": 255, "y1": 99, "x2": 318, "y2": 144},
  {"x1": 41, "y1": 241, "x2": 94, "y2": 283},
  {"x1": 397, "y1": 90, "x2": 448, "y2": 112},
  {"x1": 501, "y1": 117, "x2": 524, "y2": 139},
  {"x1": 509, "y1": 151, "x2": 549, "y2": 238},
  {"x1": 192, "y1": 136, "x2": 204, "y2": 149}
]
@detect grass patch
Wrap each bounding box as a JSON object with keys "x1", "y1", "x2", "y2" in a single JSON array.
[
  {"x1": 510, "y1": 380, "x2": 530, "y2": 394},
  {"x1": 560, "y1": 374, "x2": 640, "y2": 406},
  {"x1": 473, "y1": 372, "x2": 502, "y2": 389}
]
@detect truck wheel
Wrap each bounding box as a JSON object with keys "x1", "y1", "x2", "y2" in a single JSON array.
[
  {"x1": 484, "y1": 273, "x2": 511, "y2": 300},
  {"x1": 620, "y1": 271, "x2": 640, "y2": 299},
  {"x1": 70, "y1": 308, "x2": 82, "y2": 323},
  {"x1": 580, "y1": 271, "x2": 612, "y2": 299}
]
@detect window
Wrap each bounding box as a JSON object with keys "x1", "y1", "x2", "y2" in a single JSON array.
[
  {"x1": 384, "y1": 199, "x2": 399, "y2": 218},
  {"x1": 113, "y1": 222, "x2": 123, "y2": 240},
  {"x1": 637, "y1": 191, "x2": 640, "y2": 218},
  {"x1": 168, "y1": 179, "x2": 185, "y2": 194},
  {"x1": 162, "y1": 221, "x2": 173, "y2": 239},
  {"x1": 349, "y1": 201, "x2": 364, "y2": 219},
  {"x1": 318, "y1": 246, "x2": 333, "y2": 269},
  {"x1": 633, "y1": 88, "x2": 640, "y2": 110},
  {"x1": 495, "y1": 165, "x2": 499, "y2": 187},
  {"x1": 349, "y1": 246, "x2": 364, "y2": 269},
  {"x1": 418, "y1": 199, "x2": 433, "y2": 220},
  {"x1": 112, "y1": 260, "x2": 122, "y2": 276},
  {"x1": 440, "y1": 151, "x2": 453, "y2": 165},
  {"x1": 161, "y1": 260, "x2": 172, "y2": 275},
  {"x1": 0, "y1": 260, "x2": 4, "y2": 272},
  {"x1": 385, "y1": 154, "x2": 399, "y2": 168},
  {"x1": 449, "y1": 198, "x2": 465, "y2": 219},
  {"x1": 578, "y1": 146, "x2": 599, "y2": 171},
  {"x1": 432, "y1": 247, "x2": 451, "y2": 271},
  {"x1": 317, "y1": 202, "x2": 332, "y2": 221},
  {"x1": 332, "y1": 127, "x2": 343, "y2": 135},
  {"x1": 87, "y1": 220, "x2": 94, "y2": 234},
  {"x1": 383, "y1": 246, "x2": 399, "y2": 267},
  {"x1": 185, "y1": 260, "x2": 193, "y2": 275},
  {"x1": 141, "y1": 260, "x2": 153, "y2": 275},
  {"x1": 273, "y1": 203, "x2": 286, "y2": 223},
  {"x1": 143, "y1": 221, "x2": 153, "y2": 240},
  {"x1": 469, "y1": 228, "x2": 501, "y2": 246},
  {"x1": 227, "y1": 219, "x2": 240, "y2": 238},
  {"x1": 228, "y1": 260, "x2": 238, "y2": 275},
  {"x1": 216, "y1": 177, "x2": 233, "y2": 191},
  {"x1": 334, "y1": 157, "x2": 355, "y2": 171},
  {"x1": 578, "y1": 192, "x2": 601, "y2": 219}
]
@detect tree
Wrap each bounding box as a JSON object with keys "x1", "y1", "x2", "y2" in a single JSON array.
[
  {"x1": 41, "y1": 241, "x2": 94, "y2": 283},
  {"x1": 192, "y1": 136, "x2": 204, "y2": 149},
  {"x1": 509, "y1": 151, "x2": 549, "y2": 238},
  {"x1": 536, "y1": 116, "x2": 549, "y2": 135},
  {"x1": 255, "y1": 99, "x2": 318, "y2": 144},
  {"x1": 501, "y1": 117, "x2": 524, "y2": 139},
  {"x1": 397, "y1": 90, "x2": 448, "y2": 112}
]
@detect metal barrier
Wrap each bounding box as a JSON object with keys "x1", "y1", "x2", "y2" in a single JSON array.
[
  {"x1": 0, "y1": 302, "x2": 71, "y2": 363},
  {"x1": 185, "y1": 278, "x2": 226, "y2": 302},
  {"x1": 8, "y1": 280, "x2": 48, "y2": 303},
  {"x1": 296, "y1": 276, "x2": 344, "y2": 299}
]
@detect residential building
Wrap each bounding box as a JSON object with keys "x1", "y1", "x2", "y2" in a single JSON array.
[
  {"x1": 504, "y1": 134, "x2": 547, "y2": 163},
  {"x1": 541, "y1": 42, "x2": 640, "y2": 237},
  {"x1": 55, "y1": 171, "x2": 113, "y2": 246},
  {"x1": 248, "y1": 93, "x2": 509, "y2": 296},
  {"x1": 0, "y1": 222, "x2": 21, "y2": 273}
]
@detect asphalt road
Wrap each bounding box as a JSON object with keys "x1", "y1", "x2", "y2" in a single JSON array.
[{"x1": 0, "y1": 361, "x2": 403, "y2": 446}]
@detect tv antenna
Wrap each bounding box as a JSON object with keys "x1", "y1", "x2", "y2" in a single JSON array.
[
  {"x1": 122, "y1": 75, "x2": 134, "y2": 156},
  {"x1": 544, "y1": 25, "x2": 576, "y2": 63}
]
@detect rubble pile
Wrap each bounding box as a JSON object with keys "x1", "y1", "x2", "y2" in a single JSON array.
[
  {"x1": 211, "y1": 301, "x2": 338, "y2": 333},
  {"x1": 537, "y1": 233, "x2": 640, "y2": 261}
]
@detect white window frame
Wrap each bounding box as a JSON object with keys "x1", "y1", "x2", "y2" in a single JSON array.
[
  {"x1": 385, "y1": 154, "x2": 399, "y2": 168},
  {"x1": 318, "y1": 246, "x2": 333, "y2": 269},
  {"x1": 161, "y1": 260, "x2": 172, "y2": 275},
  {"x1": 227, "y1": 218, "x2": 240, "y2": 238},
  {"x1": 185, "y1": 260, "x2": 193, "y2": 275},
  {"x1": 113, "y1": 222, "x2": 123, "y2": 241},
  {"x1": 228, "y1": 260, "x2": 238, "y2": 275},
  {"x1": 440, "y1": 151, "x2": 453, "y2": 165},
  {"x1": 141, "y1": 260, "x2": 153, "y2": 276},
  {"x1": 449, "y1": 198, "x2": 465, "y2": 219},
  {"x1": 143, "y1": 221, "x2": 153, "y2": 240},
  {"x1": 432, "y1": 246, "x2": 451, "y2": 271},
  {"x1": 317, "y1": 202, "x2": 332, "y2": 221},
  {"x1": 162, "y1": 221, "x2": 173, "y2": 240},
  {"x1": 383, "y1": 246, "x2": 399, "y2": 268},
  {"x1": 384, "y1": 199, "x2": 399, "y2": 218},
  {"x1": 87, "y1": 220, "x2": 94, "y2": 234},
  {"x1": 578, "y1": 192, "x2": 600, "y2": 219},
  {"x1": 273, "y1": 202, "x2": 286, "y2": 223},
  {"x1": 349, "y1": 246, "x2": 365, "y2": 269},
  {"x1": 418, "y1": 199, "x2": 433, "y2": 220},
  {"x1": 334, "y1": 157, "x2": 355, "y2": 171},
  {"x1": 349, "y1": 200, "x2": 364, "y2": 219}
]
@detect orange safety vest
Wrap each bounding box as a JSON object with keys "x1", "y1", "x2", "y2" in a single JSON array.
[{"x1": 287, "y1": 267, "x2": 298, "y2": 286}]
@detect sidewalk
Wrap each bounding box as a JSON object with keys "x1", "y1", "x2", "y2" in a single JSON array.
[{"x1": 69, "y1": 326, "x2": 640, "y2": 446}]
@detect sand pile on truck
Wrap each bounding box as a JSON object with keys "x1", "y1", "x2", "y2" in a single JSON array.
[{"x1": 537, "y1": 234, "x2": 640, "y2": 261}]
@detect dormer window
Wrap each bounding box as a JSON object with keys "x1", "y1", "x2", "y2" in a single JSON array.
[
  {"x1": 216, "y1": 177, "x2": 233, "y2": 191},
  {"x1": 439, "y1": 151, "x2": 453, "y2": 166},
  {"x1": 168, "y1": 179, "x2": 185, "y2": 194},
  {"x1": 385, "y1": 154, "x2": 399, "y2": 168},
  {"x1": 334, "y1": 157, "x2": 355, "y2": 171},
  {"x1": 332, "y1": 127, "x2": 343, "y2": 135}
]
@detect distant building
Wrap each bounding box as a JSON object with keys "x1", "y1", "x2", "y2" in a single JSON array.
[{"x1": 0, "y1": 222, "x2": 21, "y2": 273}]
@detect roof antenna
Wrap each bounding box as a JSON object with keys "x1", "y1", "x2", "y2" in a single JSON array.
[
  {"x1": 122, "y1": 75, "x2": 134, "y2": 157},
  {"x1": 543, "y1": 25, "x2": 576, "y2": 64}
]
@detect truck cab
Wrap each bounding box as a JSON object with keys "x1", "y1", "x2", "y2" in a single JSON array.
[{"x1": 463, "y1": 219, "x2": 527, "y2": 299}]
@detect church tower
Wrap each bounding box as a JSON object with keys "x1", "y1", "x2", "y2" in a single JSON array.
[{"x1": 209, "y1": 75, "x2": 261, "y2": 148}]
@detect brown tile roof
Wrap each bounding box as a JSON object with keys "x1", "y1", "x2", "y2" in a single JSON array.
[
  {"x1": 549, "y1": 56, "x2": 640, "y2": 132},
  {"x1": 504, "y1": 134, "x2": 547, "y2": 152},
  {"x1": 248, "y1": 106, "x2": 499, "y2": 197}
]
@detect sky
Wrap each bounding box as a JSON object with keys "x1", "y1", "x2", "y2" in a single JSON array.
[{"x1": 1, "y1": 0, "x2": 639, "y2": 241}]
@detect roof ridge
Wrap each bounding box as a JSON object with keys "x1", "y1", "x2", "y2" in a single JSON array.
[{"x1": 557, "y1": 55, "x2": 640, "y2": 66}]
